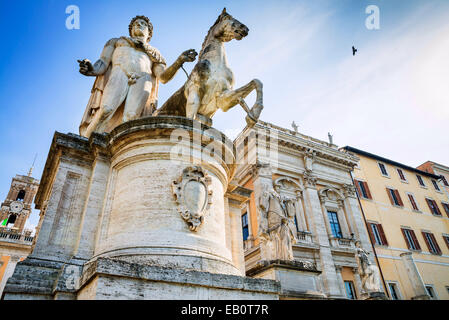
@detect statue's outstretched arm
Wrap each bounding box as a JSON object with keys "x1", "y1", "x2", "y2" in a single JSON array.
[
  {"x1": 154, "y1": 49, "x2": 197, "y2": 84},
  {"x1": 78, "y1": 38, "x2": 117, "y2": 77}
]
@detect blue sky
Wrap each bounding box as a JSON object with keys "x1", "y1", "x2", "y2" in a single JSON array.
[{"x1": 1, "y1": 0, "x2": 448, "y2": 230}]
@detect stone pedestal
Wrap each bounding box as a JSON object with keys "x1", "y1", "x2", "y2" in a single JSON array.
[
  {"x1": 247, "y1": 260, "x2": 325, "y2": 299},
  {"x1": 400, "y1": 252, "x2": 431, "y2": 300},
  {"x1": 361, "y1": 291, "x2": 388, "y2": 300},
  {"x1": 3, "y1": 117, "x2": 280, "y2": 300}
]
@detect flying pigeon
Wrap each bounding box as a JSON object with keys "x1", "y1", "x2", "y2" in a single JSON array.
[{"x1": 352, "y1": 46, "x2": 357, "y2": 56}]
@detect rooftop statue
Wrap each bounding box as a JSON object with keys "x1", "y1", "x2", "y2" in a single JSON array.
[
  {"x1": 78, "y1": 15, "x2": 197, "y2": 137},
  {"x1": 155, "y1": 8, "x2": 264, "y2": 127}
]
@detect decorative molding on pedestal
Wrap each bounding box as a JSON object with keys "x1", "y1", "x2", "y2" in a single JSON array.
[{"x1": 172, "y1": 166, "x2": 213, "y2": 232}]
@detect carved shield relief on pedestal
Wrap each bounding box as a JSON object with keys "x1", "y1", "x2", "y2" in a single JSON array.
[{"x1": 172, "y1": 166, "x2": 213, "y2": 231}]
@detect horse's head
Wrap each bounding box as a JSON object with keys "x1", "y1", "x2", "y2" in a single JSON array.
[{"x1": 213, "y1": 8, "x2": 249, "y2": 42}]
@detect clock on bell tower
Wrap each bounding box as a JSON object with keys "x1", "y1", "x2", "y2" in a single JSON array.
[{"x1": 0, "y1": 168, "x2": 40, "y2": 233}]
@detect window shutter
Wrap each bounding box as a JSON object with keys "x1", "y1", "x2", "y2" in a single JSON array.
[
  {"x1": 408, "y1": 194, "x2": 418, "y2": 210},
  {"x1": 366, "y1": 223, "x2": 376, "y2": 245},
  {"x1": 442, "y1": 203, "x2": 449, "y2": 218},
  {"x1": 443, "y1": 236, "x2": 449, "y2": 250},
  {"x1": 354, "y1": 179, "x2": 362, "y2": 197},
  {"x1": 426, "y1": 199, "x2": 434, "y2": 214},
  {"x1": 394, "y1": 190, "x2": 403, "y2": 206},
  {"x1": 377, "y1": 224, "x2": 388, "y2": 246},
  {"x1": 386, "y1": 188, "x2": 394, "y2": 205},
  {"x1": 363, "y1": 182, "x2": 372, "y2": 199},
  {"x1": 401, "y1": 228, "x2": 411, "y2": 249},
  {"x1": 429, "y1": 233, "x2": 442, "y2": 255},
  {"x1": 422, "y1": 232, "x2": 432, "y2": 253},
  {"x1": 432, "y1": 200, "x2": 442, "y2": 216},
  {"x1": 410, "y1": 230, "x2": 421, "y2": 250}
]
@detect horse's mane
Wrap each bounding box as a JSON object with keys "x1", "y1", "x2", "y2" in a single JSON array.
[{"x1": 198, "y1": 11, "x2": 231, "y2": 58}]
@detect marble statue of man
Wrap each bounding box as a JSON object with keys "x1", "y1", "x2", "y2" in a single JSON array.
[
  {"x1": 259, "y1": 184, "x2": 297, "y2": 261},
  {"x1": 355, "y1": 241, "x2": 382, "y2": 293},
  {"x1": 78, "y1": 15, "x2": 197, "y2": 137}
]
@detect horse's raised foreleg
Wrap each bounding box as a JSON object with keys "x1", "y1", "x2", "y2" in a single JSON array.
[{"x1": 217, "y1": 79, "x2": 263, "y2": 126}]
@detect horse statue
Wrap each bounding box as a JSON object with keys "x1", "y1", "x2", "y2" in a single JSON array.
[{"x1": 155, "y1": 8, "x2": 263, "y2": 127}]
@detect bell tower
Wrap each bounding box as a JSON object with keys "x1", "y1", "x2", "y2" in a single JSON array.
[{"x1": 0, "y1": 169, "x2": 39, "y2": 233}]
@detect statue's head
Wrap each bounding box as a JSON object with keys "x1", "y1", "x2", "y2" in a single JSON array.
[
  {"x1": 213, "y1": 8, "x2": 249, "y2": 42},
  {"x1": 355, "y1": 240, "x2": 362, "y2": 248},
  {"x1": 129, "y1": 15, "x2": 153, "y2": 42}
]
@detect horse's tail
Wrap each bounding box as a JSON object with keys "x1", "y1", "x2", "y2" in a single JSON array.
[{"x1": 154, "y1": 84, "x2": 187, "y2": 117}]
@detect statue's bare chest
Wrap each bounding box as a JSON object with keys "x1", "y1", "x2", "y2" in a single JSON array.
[{"x1": 112, "y1": 39, "x2": 152, "y2": 72}]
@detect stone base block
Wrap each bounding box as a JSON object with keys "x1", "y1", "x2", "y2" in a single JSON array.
[
  {"x1": 246, "y1": 260, "x2": 325, "y2": 299},
  {"x1": 361, "y1": 291, "x2": 388, "y2": 300},
  {"x1": 77, "y1": 258, "x2": 280, "y2": 300}
]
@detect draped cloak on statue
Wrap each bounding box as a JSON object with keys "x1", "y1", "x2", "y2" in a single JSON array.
[{"x1": 79, "y1": 37, "x2": 166, "y2": 136}]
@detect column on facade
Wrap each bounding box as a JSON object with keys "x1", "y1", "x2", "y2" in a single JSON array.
[
  {"x1": 352, "y1": 267, "x2": 364, "y2": 299},
  {"x1": 335, "y1": 266, "x2": 348, "y2": 298},
  {"x1": 337, "y1": 199, "x2": 353, "y2": 238},
  {"x1": 400, "y1": 252, "x2": 431, "y2": 300},
  {"x1": 302, "y1": 173, "x2": 344, "y2": 298},
  {"x1": 343, "y1": 185, "x2": 376, "y2": 262},
  {"x1": 295, "y1": 193, "x2": 309, "y2": 232}
]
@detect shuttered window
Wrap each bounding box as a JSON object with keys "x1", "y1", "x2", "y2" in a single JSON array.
[
  {"x1": 426, "y1": 199, "x2": 442, "y2": 216},
  {"x1": 441, "y1": 175, "x2": 449, "y2": 187},
  {"x1": 416, "y1": 175, "x2": 425, "y2": 187},
  {"x1": 422, "y1": 232, "x2": 442, "y2": 255},
  {"x1": 378, "y1": 163, "x2": 388, "y2": 176},
  {"x1": 397, "y1": 169, "x2": 406, "y2": 181},
  {"x1": 401, "y1": 228, "x2": 421, "y2": 250},
  {"x1": 407, "y1": 194, "x2": 419, "y2": 211},
  {"x1": 386, "y1": 188, "x2": 403, "y2": 207},
  {"x1": 442, "y1": 203, "x2": 449, "y2": 218},
  {"x1": 442, "y1": 235, "x2": 449, "y2": 250},
  {"x1": 367, "y1": 222, "x2": 388, "y2": 246},
  {"x1": 431, "y1": 180, "x2": 441, "y2": 191},
  {"x1": 354, "y1": 179, "x2": 372, "y2": 199}
]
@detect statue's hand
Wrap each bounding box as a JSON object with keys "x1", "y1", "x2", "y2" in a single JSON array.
[
  {"x1": 179, "y1": 49, "x2": 198, "y2": 63},
  {"x1": 77, "y1": 59, "x2": 94, "y2": 76}
]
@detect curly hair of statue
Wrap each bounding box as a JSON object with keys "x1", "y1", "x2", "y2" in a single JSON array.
[{"x1": 128, "y1": 15, "x2": 153, "y2": 40}]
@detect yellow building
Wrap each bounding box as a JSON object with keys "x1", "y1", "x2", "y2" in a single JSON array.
[{"x1": 343, "y1": 147, "x2": 449, "y2": 300}]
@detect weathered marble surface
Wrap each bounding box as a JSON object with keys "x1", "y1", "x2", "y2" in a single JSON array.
[
  {"x1": 78, "y1": 15, "x2": 197, "y2": 138},
  {"x1": 3, "y1": 117, "x2": 280, "y2": 299}
]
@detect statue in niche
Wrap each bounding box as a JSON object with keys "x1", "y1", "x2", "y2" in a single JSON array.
[
  {"x1": 155, "y1": 8, "x2": 263, "y2": 127},
  {"x1": 77, "y1": 15, "x2": 197, "y2": 137},
  {"x1": 259, "y1": 183, "x2": 297, "y2": 261},
  {"x1": 355, "y1": 241, "x2": 382, "y2": 293}
]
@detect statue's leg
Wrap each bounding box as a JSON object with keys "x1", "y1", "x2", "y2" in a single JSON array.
[
  {"x1": 185, "y1": 86, "x2": 200, "y2": 119},
  {"x1": 216, "y1": 79, "x2": 263, "y2": 126},
  {"x1": 95, "y1": 68, "x2": 129, "y2": 133},
  {"x1": 123, "y1": 76, "x2": 152, "y2": 122}
]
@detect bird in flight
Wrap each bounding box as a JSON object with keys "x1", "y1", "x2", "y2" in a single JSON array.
[{"x1": 352, "y1": 46, "x2": 357, "y2": 56}]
